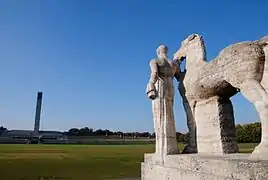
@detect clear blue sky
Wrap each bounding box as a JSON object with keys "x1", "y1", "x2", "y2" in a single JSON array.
[{"x1": 0, "y1": 0, "x2": 267, "y2": 132}]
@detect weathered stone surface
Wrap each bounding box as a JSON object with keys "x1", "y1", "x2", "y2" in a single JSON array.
[
  {"x1": 141, "y1": 153, "x2": 268, "y2": 180},
  {"x1": 173, "y1": 34, "x2": 268, "y2": 154},
  {"x1": 178, "y1": 72, "x2": 197, "y2": 153},
  {"x1": 195, "y1": 96, "x2": 238, "y2": 154},
  {"x1": 146, "y1": 45, "x2": 180, "y2": 160}
]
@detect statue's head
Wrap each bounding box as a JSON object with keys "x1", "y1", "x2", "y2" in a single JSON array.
[
  {"x1": 173, "y1": 34, "x2": 203, "y2": 63},
  {"x1": 156, "y1": 45, "x2": 168, "y2": 58}
]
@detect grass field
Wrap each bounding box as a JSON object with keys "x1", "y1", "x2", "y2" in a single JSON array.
[{"x1": 0, "y1": 143, "x2": 258, "y2": 180}]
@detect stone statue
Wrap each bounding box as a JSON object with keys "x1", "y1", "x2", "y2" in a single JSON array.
[
  {"x1": 141, "y1": 35, "x2": 268, "y2": 180},
  {"x1": 173, "y1": 34, "x2": 268, "y2": 154},
  {"x1": 146, "y1": 45, "x2": 180, "y2": 159}
]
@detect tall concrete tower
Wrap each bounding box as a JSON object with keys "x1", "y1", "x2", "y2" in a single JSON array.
[{"x1": 34, "y1": 92, "x2": 43, "y2": 133}]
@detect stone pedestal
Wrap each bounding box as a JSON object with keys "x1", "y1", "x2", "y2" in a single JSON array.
[
  {"x1": 141, "y1": 153, "x2": 268, "y2": 180},
  {"x1": 195, "y1": 96, "x2": 238, "y2": 154}
]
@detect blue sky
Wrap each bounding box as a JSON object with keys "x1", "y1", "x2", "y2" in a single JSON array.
[{"x1": 0, "y1": 0, "x2": 267, "y2": 132}]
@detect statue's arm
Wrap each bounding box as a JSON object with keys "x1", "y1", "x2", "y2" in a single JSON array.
[
  {"x1": 146, "y1": 60, "x2": 158, "y2": 100},
  {"x1": 173, "y1": 62, "x2": 186, "y2": 97},
  {"x1": 180, "y1": 70, "x2": 186, "y2": 81},
  {"x1": 149, "y1": 60, "x2": 158, "y2": 84},
  {"x1": 174, "y1": 66, "x2": 181, "y2": 82},
  {"x1": 173, "y1": 61, "x2": 185, "y2": 82}
]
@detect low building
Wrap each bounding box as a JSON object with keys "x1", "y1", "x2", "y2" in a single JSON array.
[{"x1": 0, "y1": 130, "x2": 68, "y2": 144}]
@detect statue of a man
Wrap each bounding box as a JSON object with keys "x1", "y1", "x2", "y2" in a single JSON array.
[{"x1": 146, "y1": 45, "x2": 180, "y2": 158}]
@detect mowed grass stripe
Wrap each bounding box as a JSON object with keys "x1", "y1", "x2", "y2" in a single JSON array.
[{"x1": 0, "y1": 143, "x2": 257, "y2": 180}]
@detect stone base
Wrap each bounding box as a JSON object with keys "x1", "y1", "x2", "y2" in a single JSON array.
[{"x1": 141, "y1": 153, "x2": 268, "y2": 180}]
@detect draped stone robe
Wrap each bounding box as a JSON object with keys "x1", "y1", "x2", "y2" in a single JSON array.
[{"x1": 146, "y1": 58, "x2": 180, "y2": 159}]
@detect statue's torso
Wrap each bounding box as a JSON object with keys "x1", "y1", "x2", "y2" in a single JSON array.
[
  {"x1": 155, "y1": 59, "x2": 177, "y2": 79},
  {"x1": 153, "y1": 58, "x2": 177, "y2": 100}
]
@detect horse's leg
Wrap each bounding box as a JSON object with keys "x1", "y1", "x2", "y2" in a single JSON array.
[
  {"x1": 182, "y1": 97, "x2": 197, "y2": 153},
  {"x1": 261, "y1": 48, "x2": 268, "y2": 93},
  {"x1": 261, "y1": 69, "x2": 268, "y2": 94},
  {"x1": 239, "y1": 79, "x2": 268, "y2": 154},
  {"x1": 178, "y1": 81, "x2": 197, "y2": 153}
]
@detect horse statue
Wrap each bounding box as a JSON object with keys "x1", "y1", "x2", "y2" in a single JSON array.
[{"x1": 173, "y1": 33, "x2": 268, "y2": 154}]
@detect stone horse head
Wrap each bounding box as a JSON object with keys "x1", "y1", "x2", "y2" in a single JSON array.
[{"x1": 173, "y1": 34, "x2": 206, "y2": 69}]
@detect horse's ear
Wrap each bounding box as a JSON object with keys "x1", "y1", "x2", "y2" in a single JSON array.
[{"x1": 188, "y1": 34, "x2": 196, "y2": 41}]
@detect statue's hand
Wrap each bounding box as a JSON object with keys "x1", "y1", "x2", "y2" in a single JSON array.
[
  {"x1": 148, "y1": 92, "x2": 157, "y2": 100},
  {"x1": 171, "y1": 59, "x2": 180, "y2": 66},
  {"x1": 173, "y1": 56, "x2": 183, "y2": 65},
  {"x1": 146, "y1": 82, "x2": 157, "y2": 100}
]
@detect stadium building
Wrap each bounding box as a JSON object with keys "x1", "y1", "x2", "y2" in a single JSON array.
[{"x1": 0, "y1": 92, "x2": 68, "y2": 144}]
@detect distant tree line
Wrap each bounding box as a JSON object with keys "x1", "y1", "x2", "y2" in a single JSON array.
[
  {"x1": 0, "y1": 122, "x2": 262, "y2": 143},
  {"x1": 53, "y1": 122, "x2": 263, "y2": 143},
  {"x1": 64, "y1": 127, "x2": 154, "y2": 139}
]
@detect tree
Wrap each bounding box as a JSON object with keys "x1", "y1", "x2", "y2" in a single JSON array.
[
  {"x1": 235, "y1": 122, "x2": 261, "y2": 143},
  {"x1": 0, "y1": 126, "x2": 7, "y2": 136},
  {"x1": 68, "y1": 128, "x2": 80, "y2": 136},
  {"x1": 0, "y1": 126, "x2": 6, "y2": 131},
  {"x1": 94, "y1": 129, "x2": 106, "y2": 136},
  {"x1": 79, "y1": 127, "x2": 91, "y2": 136}
]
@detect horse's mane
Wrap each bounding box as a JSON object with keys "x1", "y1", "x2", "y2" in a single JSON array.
[
  {"x1": 189, "y1": 34, "x2": 207, "y2": 62},
  {"x1": 199, "y1": 37, "x2": 207, "y2": 62},
  {"x1": 259, "y1": 36, "x2": 268, "y2": 47}
]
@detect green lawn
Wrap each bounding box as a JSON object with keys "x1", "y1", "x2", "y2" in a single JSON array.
[{"x1": 0, "y1": 143, "x2": 258, "y2": 180}]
